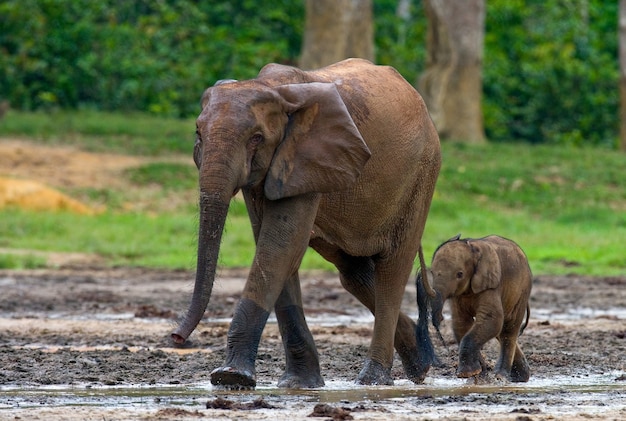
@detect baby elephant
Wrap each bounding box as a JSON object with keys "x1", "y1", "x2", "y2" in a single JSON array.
[{"x1": 422, "y1": 234, "x2": 532, "y2": 382}]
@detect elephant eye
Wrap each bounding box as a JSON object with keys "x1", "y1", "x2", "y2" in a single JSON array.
[
  {"x1": 249, "y1": 133, "x2": 264, "y2": 146},
  {"x1": 456, "y1": 271, "x2": 464, "y2": 279},
  {"x1": 193, "y1": 131, "x2": 202, "y2": 170}
]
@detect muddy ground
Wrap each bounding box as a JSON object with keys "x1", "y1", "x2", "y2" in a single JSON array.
[
  {"x1": 1, "y1": 268, "x2": 625, "y2": 420},
  {"x1": 0, "y1": 140, "x2": 625, "y2": 419}
]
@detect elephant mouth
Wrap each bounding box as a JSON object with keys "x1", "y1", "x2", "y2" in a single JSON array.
[{"x1": 232, "y1": 187, "x2": 241, "y2": 197}]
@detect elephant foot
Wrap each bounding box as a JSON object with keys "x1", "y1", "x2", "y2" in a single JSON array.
[
  {"x1": 210, "y1": 366, "x2": 256, "y2": 390},
  {"x1": 510, "y1": 359, "x2": 531, "y2": 382},
  {"x1": 396, "y1": 330, "x2": 428, "y2": 384},
  {"x1": 356, "y1": 359, "x2": 394, "y2": 386},
  {"x1": 456, "y1": 360, "x2": 482, "y2": 378},
  {"x1": 277, "y1": 372, "x2": 325, "y2": 389},
  {"x1": 398, "y1": 353, "x2": 430, "y2": 384}
]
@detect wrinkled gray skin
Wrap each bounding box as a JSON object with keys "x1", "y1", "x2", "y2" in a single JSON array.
[
  {"x1": 418, "y1": 235, "x2": 532, "y2": 382},
  {"x1": 171, "y1": 59, "x2": 441, "y2": 389}
]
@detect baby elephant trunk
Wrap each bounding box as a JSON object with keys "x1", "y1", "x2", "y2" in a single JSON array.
[
  {"x1": 429, "y1": 291, "x2": 447, "y2": 346},
  {"x1": 430, "y1": 292, "x2": 444, "y2": 331}
]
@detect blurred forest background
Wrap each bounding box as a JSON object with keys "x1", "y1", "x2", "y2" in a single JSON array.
[{"x1": 0, "y1": 0, "x2": 622, "y2": 148}]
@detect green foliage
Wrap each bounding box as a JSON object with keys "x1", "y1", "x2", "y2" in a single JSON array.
[
  {"x1": 374, "y1": 0, "x2": 427, "y2": 82},
  {"x1": 484, "y1": 0, "x2": 619, "y2": 147},
  {"x1": 0, "y1": 0, "x2": 303, "y2": 117},
  {"x1": 0, "y1": 209, "x2": 199, "y2": 268},
  {"x1": 0, "y1": 0, "x2": 620, "y2": 145}
]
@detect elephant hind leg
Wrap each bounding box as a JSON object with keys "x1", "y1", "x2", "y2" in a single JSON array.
[
  {"x1": 496, "y1": 323, "x2": 530, "y2": 382},
  {"x1": 319, "y1": 251, "x2": 394, "y2": 384},
  {"x1": 510, "y1": 344, "x2": 530, "y2": 382},
  {"x1": 310, "y1": 243, "x2": 427, "y2": 384},
  {"x1": 339, "y1": 254, "x2": 430, "y2": 383}
]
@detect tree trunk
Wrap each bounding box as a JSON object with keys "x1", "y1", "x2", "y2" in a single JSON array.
[
  {"x1": 618, "y1": 0, "x2": 626, "y2": 151},
  {"x1": 418, "y1": 0, "x2": 486, "y2": 143},
  {"x1": 299, "y1": 0, "x2": 374, "y2": 70}
]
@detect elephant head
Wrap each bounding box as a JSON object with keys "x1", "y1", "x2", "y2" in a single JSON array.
[
  {"x1": 429, "y1": 235, "x2": 502, "y2": 329},
  {"x1": 171, "y1": 79, "x2": 371, "y2": 344}
]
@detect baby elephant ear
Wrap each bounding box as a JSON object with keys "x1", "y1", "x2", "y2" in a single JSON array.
[
  {"x1": 264, "y1": 82, "x2": 371, "y2": 200},
  {"x1": 469, "y1": 241, "x2": 502, "y2": 293}
]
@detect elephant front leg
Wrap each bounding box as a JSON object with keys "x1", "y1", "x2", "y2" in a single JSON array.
[
  {"x1": 456, "y1": 335, "x2": 484, "y2": 378},
  {"x1": 210, "y1": 298, "x2": 269, "y2": 389},
  {"x1": 275, "y1": 274, "x2": 324, "y2": 388},
  {"x1": 212, "y1": 193, "x2": 321, "y2": 389},
  {"x1": 455, "y1": 298, "x2": 503, "y2": 378},
  {"x1": 451, "y1": 305, "x2": 481, "y2": 378}
]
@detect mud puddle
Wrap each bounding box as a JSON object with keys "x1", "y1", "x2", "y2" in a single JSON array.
[{"x1": 2, "y1": 375, "x2": 625, "y2": 420}]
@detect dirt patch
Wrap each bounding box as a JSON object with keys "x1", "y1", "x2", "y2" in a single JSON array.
[
  {"x1": 0, "y1": 268, "x2": 625, "y2": 420},
  {"x1": 0, "y1": 139, "x2": 146, "y2": 189},
  {"x1": 0, "y1": 177, "x2": 98, "y2": 214},
  {"x1": 0, "y1": 138, "x2": 194, "y2": 213},
  {"x1": 0, "y1": 139, "x2": 138, "y2": 213}
]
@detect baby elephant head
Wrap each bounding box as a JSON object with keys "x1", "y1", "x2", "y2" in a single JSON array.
[{"x1": 431, "y1": 234, "x2": 502, "y2": 305}]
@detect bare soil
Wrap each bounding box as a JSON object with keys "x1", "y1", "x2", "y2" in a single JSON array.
[
  {"x1": 1, "y1": 269, "x2": 625, "y2": 420},
  {"x1": 0, "y1": 140, "x2": 625, "y2": 420},
  {"x1": 0, "y1": 139, "x2": 147, "y2": 190}
]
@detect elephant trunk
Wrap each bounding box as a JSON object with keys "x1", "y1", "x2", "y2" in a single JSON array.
[{"x1": 171, "y1": 190, "x2": 230, "y2": 344}]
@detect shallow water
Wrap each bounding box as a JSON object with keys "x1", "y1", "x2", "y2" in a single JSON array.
[
  {"x1": 29, "y1": 303, "x2": 626, "y2": 325},
  {"x1": 2, "y1": 373, "x2": 624, "y2": 412}
]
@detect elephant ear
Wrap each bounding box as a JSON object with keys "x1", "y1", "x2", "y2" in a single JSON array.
[
  {"x1": 469, "y1": 241, "x2": 502, "y2": 293},
  {"x1": 264, "y1": 82, "x2": 371, "y2": 200}
]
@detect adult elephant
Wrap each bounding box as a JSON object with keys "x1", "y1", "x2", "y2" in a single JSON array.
[{"x1": 172, "y1": 58, "x2": 441, "y2": 389}]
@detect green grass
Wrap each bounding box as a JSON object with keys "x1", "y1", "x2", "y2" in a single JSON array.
[
  {"x1": 124, "y1": 163, "x2": 198, "y2": 191},
  {"x1": 0, "y1": 110, "x2": 194, "y2": 156},
  {"x1": 0, "y1": 253, "x2": 47, "y2": 270},
  {"x1": 0, "y1": 210, "x2": 197, "y2": 268},
  {"x1": 425, "y1": 142, "x2": 625, "y2": 275},
  {"x1": 1, "y1": 111, "x2": 624, "y2": 275}
]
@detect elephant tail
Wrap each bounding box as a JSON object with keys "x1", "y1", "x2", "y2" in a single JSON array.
[
  {"x1": 415, "y1": 270, "x2": 437, "y2": 367},
  {"x1": 519, "y1": 304, "x2": 530, "y2": 336},
  {"x1": 418, "y1": 245, "x2": 436, "y2": 298}
]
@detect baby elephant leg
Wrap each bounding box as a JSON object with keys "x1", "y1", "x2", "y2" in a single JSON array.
[
  {"x1": 456, "y1": 305, "x2": 502, "y2": 378},
  {"x1": 496, "y1": 325, "x2": 530, "y2": 382},
  {"x1": 494, "y1": 334, "x2": 517, "y2": 379},
  {"x1": 457, "y1": 336, "x2": 487, "y2": 378}
]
